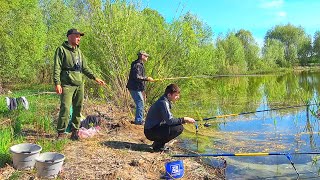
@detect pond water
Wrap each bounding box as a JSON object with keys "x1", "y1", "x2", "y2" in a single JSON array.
[{"x1": 172, "y1": 71, "x2": 320, "y2": 179}]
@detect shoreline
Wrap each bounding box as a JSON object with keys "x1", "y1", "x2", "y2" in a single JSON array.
[{"x1": 0, "y1": 100, "x2": 221, "y2": 179}]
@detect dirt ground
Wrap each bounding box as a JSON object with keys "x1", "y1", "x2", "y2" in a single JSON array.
[{"x1": 0, "y1": 101, "x2": 225, "y2": 180}]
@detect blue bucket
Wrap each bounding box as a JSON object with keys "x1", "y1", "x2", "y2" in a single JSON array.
[{"x1": 165, "y1": 160, "x2": 184, "y2": 179}]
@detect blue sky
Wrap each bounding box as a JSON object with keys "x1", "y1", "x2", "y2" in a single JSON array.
[{"x1": 141, "y1": 0, "x2": 320, "y2": 46}]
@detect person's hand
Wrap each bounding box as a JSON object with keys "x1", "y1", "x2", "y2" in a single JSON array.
[
  {"x1": 147, "y1": 77, "x2": 155, "y2": 82},
  {"x1": 95, "y1": 78, "x2": 106, "y2": 86},
  {"x1": 183, "y1": 117, "x2": 196, "y2": 124},
  {"x1": 55, "y1": 85, "x2": 62, "y2": 94}
]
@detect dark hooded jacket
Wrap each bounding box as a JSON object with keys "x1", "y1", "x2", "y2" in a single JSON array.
[
  {"x1": 144, "y1": 95, "x2": 184, "y2": 129},
  {"x1": 126, "y1": 59, "x2": 148, "y2": 91}
]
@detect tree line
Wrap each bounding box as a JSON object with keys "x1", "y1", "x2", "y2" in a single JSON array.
[{"x1": 1, "y1": 0, "x2": 319, "y2": 105}]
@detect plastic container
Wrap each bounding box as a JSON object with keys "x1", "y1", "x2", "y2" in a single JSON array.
[
  {"x1": 35, "y1": 152, "x2": 65, "y2": 179},
  {"x1": 165, "y1": 160, "x2": 184, "y2": 179},
  {"x1": 10, "y1": 143, "x2": 42, "y2": 170}
]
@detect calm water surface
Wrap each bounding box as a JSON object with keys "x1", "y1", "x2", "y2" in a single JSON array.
[{"x1": 172, "y1": 71, "x2": 320, "y2": 179}]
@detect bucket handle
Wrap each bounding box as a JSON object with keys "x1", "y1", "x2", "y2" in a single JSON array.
[
  {"x1": 44, "y1": 159, "x2": 55, "y2": 163},
  {"x1": 20, "y1": 151, "x2": 32, "y2": 154}
]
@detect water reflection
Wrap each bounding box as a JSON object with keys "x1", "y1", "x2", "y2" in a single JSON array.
[{"x1": 174, "y1": 71, "x2": 320, "y2": 179}]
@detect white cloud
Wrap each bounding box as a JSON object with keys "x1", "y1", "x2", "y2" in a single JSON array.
[
  {"x1": 260, "y1": 0, "x2": 284, "y2": 9},
  {"x1": 277, "y1": 11, "x2": 287, "y2": 17}
]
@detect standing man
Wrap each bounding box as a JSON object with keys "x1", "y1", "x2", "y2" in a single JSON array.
[
  {"x1": 144, "y1": 84, "x2": 195, "y2": 152},
  {"x1": 126, "y1": 50, "x2": 154, "y2": 125},
  {"x1": 54, "y1": 28, "x2": 105, "y2": 140}
]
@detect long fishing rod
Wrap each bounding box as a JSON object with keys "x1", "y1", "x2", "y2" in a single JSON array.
[
  {"x1": 172, "y1": 152, "x2": 320, "y2": 176},
  {"x1": 154, "y1": 75, "x2": 209, "y2": 81},
  {"x1": 199, "y1": 103, "x2": 319, "y2": 122},
  {"x1": 172, "y1": 151, "x2": 320, "y2": 157},
  {"x1": 154, "y1": 74, "x2": 270, "y2": 81}
]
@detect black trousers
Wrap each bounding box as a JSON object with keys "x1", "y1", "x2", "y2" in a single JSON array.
[{"x1": 144, "y1": 124, "x2": 184, "y2": 148}]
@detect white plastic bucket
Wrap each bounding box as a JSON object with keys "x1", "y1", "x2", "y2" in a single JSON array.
[
  {"x1": 9, "y1": 143, "x2": 42, "y2": 170},
  {"x1": 35, "y1": 152, "x2": 65, "y2": 179}
]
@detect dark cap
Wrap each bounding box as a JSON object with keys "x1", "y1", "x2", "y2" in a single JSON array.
[
  {"x1": 66, "y1": 29, "x2": 84, "y2": 37},
  {"x1": 137, "y1": 50, "x2": 150, "y2": 57}
]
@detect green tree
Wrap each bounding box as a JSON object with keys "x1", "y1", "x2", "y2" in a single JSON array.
[
  {"x1": 297, "y1": 35, "x2": 312, "y2": 66},
  {"x1": 82, "y1": 0, "x2": 173, "y2": 104},
  {"x1": 220, "y1": 33, "x2": 247, "y2": 73},
  {"x1": 0, "y1": 0, "x2": 46, "y2": 83},
  {"x1": 215, "y1": 36, "x2": 227, "y2": 74},
  {"x1": 262, "y1": 39, "x2": 286, "y2": 68},
  {"x1": 172, "y1": 13, "x2": 216, "y2": 76},
  {"x1": 265, "y1": 24, "x2": 310, "y2": 66},
  {"x1": 313, "y1": 31, "x2": 320, "y2": 63},
  {"x1": 235, "y1": 29, "x2": 260, "y2": 70},
  {"x1": 40, "y1": 0, "x2": 75, "y2": 83}
]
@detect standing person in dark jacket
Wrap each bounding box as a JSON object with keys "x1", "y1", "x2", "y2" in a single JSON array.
[
  {"x1": 144, "y1": 84, "x2": 195, "y2": 152},
  {"x1": 126, "y1": 50, "x2": 155, "y2": 125},
  {"x1": 53, "y1": 28, "x2": 106, "y2": 140}
]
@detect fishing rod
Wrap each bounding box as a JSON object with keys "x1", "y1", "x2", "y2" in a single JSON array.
[
  {"x1": 153, "y1": 75, "x2": 209, "y2": 81},
  {"x1": 193, "y1": 103, "x2": 320, "y2": 128},
  {"x1": 153, "y1": 74, "x2": 270, "y2": 81},
  {"x1": 172, "y1": 152, "x2": 320, "y2": 176},
  {"x1": 172, "y1": 151, "x2": 320, "y2": 157},
  {"x1": 198, "y1": 103, "x2": 319, "y2": 122}
]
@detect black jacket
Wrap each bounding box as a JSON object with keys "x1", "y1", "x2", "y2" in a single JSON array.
[
  {"x1": 126, "y1": 59, "x2": 148, "y2": 91},
  {"x1": 144, "y1": 95, "x2": 184, "y2": 129}
]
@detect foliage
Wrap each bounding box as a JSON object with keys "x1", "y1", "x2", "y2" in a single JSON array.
[
  {"x1": 1, "y1": 1, "x2": 320, "y2": 175},
  {"x1": 0, "y1": 0, "x2": 46, "y2": 83},
  {"x1": 39, "y1": 0, "x2": 76, "y2": 83},
  {"x1": 0, "y1": 0, "x2": 319, "y2": 107},
  {"x1": 218, "y1": 32, "x2": 247, "y2": 73},
  {"x1": 262, "y1": 39, "x2": 286, "y2": 67},
  {"x1": 235, "y1": 29, "x2": 260, "y2": 70},
  {"x1": 265, "y1": 24, "x2": 312, "y2": 66},
  {"x1": 313, "y1": 31, "x2": 320, "y2": 63}
]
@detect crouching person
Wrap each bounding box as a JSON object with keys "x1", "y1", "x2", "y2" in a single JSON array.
[{"x1": 144, "y1": 84, "x2": 195, "y2": 152}]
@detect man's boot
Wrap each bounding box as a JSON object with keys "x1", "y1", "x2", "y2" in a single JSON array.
[{"x1": 70, "y1": 129, "x2": 80, "y2": 141}]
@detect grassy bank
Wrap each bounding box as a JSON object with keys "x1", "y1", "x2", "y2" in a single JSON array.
[
  {"x1": 0, "y1": 84, "x2": 69, "y2": 168},
  {"x1": 0, "y1": 84, "x2": 222, "y2": 180}
]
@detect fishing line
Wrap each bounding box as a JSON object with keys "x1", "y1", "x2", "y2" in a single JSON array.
[{"x1": 195, "y1": 103, "x2": 320, "y2": 128}]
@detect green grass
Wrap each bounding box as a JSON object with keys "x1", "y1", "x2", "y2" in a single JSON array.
[
  {"x1": 0, "y1": 127, "x2": 13, "y2": 167},
  {"x1": 8, "y1": 171, "x2": 23, "y2": 180},
  {"x1": 0, "y1": 85, "x2": 61, "y2": 168},
  {"x1": 36, "y1": 138, "x2": 69, "y2": 153}
]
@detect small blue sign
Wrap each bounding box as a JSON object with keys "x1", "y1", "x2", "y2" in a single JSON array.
[{"x1": 165, "y1": 160, "x2": 184, "y2": 179}]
